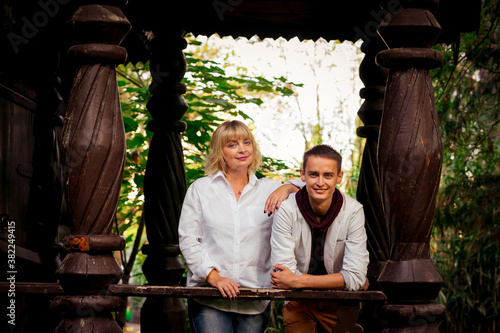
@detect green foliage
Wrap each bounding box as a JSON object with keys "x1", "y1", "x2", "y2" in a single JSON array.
[
  {"x1": 344, "y1": 118, "x2": 364, "y2": 197},
  {"x1": 431, "y1": 1, "x2": 500, "y2": 331},
  {"x1": 114, "y1": 35, "x2": 298, "y2": 287},
  {"x1": 265, "y1": 301, "x2": 286, "y2": 333},
  {"x1": 182, "y1": 43, "x2": 296, "y2": 184}
]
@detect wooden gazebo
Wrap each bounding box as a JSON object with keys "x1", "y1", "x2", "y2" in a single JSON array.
[{"x1": 0, "y1": 0, "x2": 481, "y2": 332}]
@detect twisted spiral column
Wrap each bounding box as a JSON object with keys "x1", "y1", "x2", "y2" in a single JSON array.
[
  {"x1": 356, "y1": 35, "x2": 390, "y2": 333},
  {"x1": 53, "y1": 2, "x2": 130, "y2": 332},
  {"x1": 375, "y1": 1, "x2": 445, "y2": 331},
  {"x1": 356, "y1": 36, "x2": 390, "y2": 286},
  {"x1": 140, "y1": 27, "x2": 189, "y2": 333}
]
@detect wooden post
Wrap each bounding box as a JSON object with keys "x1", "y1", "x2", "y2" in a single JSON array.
[
  {"x1": 375, "y1": 0, "x2": 445, "y2": 331},
  {"x1": 355, "y1": 35, "x2": 390, "y2": 333},
  {"x1": 140, "y1": 26, "x2": 189, "y2": 333},
  {"x1": 356, "y1": 36, "x2": 390, "y2": 287},
  {"x1": 53, "y1": 2, "x2": 130, "y2": 332}
]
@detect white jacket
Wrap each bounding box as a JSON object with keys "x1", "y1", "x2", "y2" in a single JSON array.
[{"x1": 271, "y1": 191, "x2": 369, "y2": 290}]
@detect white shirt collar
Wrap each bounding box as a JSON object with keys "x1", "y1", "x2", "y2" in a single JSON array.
[{"x1": 209, "y1": 170, "x2": 258, "y2": 186}]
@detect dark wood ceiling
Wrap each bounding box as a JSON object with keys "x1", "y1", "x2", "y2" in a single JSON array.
[
  {"x1": 0, "y1": 0, "x2": 482, "y2": 70},
  {"x1": 122, "y1": 0, "x2": 482, "y2": 63}
]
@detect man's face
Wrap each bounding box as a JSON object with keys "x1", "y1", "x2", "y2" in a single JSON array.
[{"x1": 300, "y1": 156, "x2": 343, "y2": 206}]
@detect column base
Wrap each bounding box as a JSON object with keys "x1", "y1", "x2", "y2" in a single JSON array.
[
  {"x1": 381, "y1": 303, "x2": 445, "y2": 333},
  {"x1": 378, "y1": 259, "x2": 443, "y2": 302},
  {"x1": 141, "y1": 297, "x2": 186, "y2": 333},
  {"x1": 52, "y1": 295, "x2": 124, "y2": 333},
  {"x1": 141, "y1": 245, "x2": 186, "y2": 332},
  {"x1": 56, "y1": 252, "x2": 123, "y2": 294}
]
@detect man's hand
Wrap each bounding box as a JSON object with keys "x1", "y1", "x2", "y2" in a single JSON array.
[
  {"x1": 264, "y1": 184, "x2": 299, "y2": 216},
  {"x1": 207, "y1": 269, "x2": 240, "y2": 299},
  {"x1": 271, "y1": 264, "x2": 346, "y2": 290},
  {"x1": 359, "y1": 277, "x2": 369, "y2": 291},
  {"x1": 270, "y1": 264, "x2": 300, "y2": 289}
]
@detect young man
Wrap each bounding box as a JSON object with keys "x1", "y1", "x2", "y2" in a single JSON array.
[{"x1": 270, "y1": 144, "x2": 369, "y2": 332}]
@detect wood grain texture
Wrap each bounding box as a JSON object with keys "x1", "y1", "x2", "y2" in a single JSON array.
[
  {"x1": 62, "y1": 63, "x2": 125, "y2": 236},
  {"x1": 378, "y1": 66, "x2": 443, "y2": 262}
]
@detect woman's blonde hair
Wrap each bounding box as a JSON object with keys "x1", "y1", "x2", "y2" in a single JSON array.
[{"x1": 204, "y1": 120, "x2": 263, "y2": 175}]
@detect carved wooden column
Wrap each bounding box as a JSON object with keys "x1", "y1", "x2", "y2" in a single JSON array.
[
  {"x1": 356, "y1": 36, "x2": 390, "y2": 287},
  {"x1": 376, "y1": 0, "x2": 445, "y2": 331},
  {"x1": 140, "y1": 27, "x2": 188, "y2": 333},
  {"x1": 53, "y1": 2, "x2": 130, "y2": 332},
  {"x1": 356, "y1": 36, "x2": 389, "y2": 333}
]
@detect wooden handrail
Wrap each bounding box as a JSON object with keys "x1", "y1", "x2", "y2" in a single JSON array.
[
  {"x1": 0, "y1": 282, "x2": 386, "y2": 332},
  {"x1": 0, "y1": 282, "x2": 386, "y2": 302},
  {"x1": 108, "y1": 284, "x2": 387, "y2": 301}
]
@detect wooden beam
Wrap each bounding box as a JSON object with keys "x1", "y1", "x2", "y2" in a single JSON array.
[
  {"x1": 0, "y1": 282, "x2": 386, "y2": 302},
  {"x1": 0, "y1": 282, "x2": 63, "y2": 294},
  {"x1": 109, "y1": 285, "x2": 386, "y2": 301}
]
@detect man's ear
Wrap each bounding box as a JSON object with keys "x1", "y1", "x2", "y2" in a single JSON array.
[
  {"x1": 337, "y1": 170, "x2": 344, "y2": 185},
  {"x1": 300, "y1": 168, "x2": 305, "y2": 182}
]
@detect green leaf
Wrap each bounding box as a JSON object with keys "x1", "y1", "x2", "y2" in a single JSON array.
[{"x1": 123, "y1": 116, "x2": 139, "y2": 132}]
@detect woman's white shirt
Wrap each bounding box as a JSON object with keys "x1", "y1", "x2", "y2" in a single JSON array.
[{"x1": 178, "y1": 170, "x2": 282, "y2": 314}]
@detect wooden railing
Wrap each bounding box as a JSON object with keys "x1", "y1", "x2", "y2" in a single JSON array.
[{"x1": 0, "y1": 282, "x2": 386, "y2": 332}]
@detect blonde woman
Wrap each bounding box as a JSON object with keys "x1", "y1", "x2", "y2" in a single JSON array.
[{"x1": 179, "y1": 120, "x2": 301, "y2": 333}]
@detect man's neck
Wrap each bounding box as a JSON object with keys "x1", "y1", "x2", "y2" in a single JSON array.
[{"x1": 310, "y1": 197, "x2": 333, "y2": 221}]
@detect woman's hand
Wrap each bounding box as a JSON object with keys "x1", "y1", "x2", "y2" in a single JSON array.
[
  {"x1": 270, "y1": 264, "x2": 299, "y2": 289},
  {"x1": 264, "y1": 184, "x2": 300, "y2": 216},
  {"x1": 206, "y1": 269, "x2": 240, "y2": 299}
]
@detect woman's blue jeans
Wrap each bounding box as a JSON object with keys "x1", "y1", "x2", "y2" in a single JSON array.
[{"x1": 188, "y1": 299, "x2": 270, "y2": 333}]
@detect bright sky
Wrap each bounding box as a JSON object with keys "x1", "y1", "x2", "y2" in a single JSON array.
[{"x1": 190, "y1": 35, "x2": 364, "y2": 172}]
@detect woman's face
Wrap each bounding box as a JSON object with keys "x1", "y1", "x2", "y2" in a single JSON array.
[{"x1": 222, "y1": 136, "x2": 254, "y2": 172}]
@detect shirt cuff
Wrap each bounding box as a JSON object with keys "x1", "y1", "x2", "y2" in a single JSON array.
[
  {"x1": 205, "y1": 266, "x2": 217, "y2": 280},
  {"x1": 340, "y1": 270, "x2": 350, "y2": 290},
  {"x1": 192, "y1": 262, "x2": 219, "y2": 283}
]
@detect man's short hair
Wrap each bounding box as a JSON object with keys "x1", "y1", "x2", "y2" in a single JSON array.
[{"x1": 302, "y1": 144, "x2": 342, "y2": 173}]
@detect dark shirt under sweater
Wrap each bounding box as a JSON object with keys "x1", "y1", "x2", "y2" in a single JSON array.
[{"x1": 307, "y1": 227, "x2": 328, "y2": 276}]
